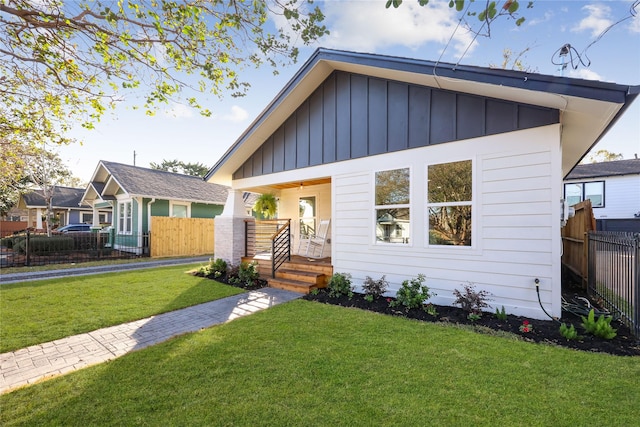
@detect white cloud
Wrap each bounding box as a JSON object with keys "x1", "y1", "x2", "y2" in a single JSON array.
[
  {"x1": 270, "y1": 1, "x2": 477, "y2": 60},
  {"x1": 319, "y1": 1, "x2": 476, "y2": 57},
  {"x1": 163, "y1": 103, "x2": 194, "y2": 118},
  {"x1": 528, "y1": 11, "x2": 554, "y2": 27},
  {"x1": 222, "y1": 105, "x2": 248, "y2": 123},
  {"x1": 569, "y1": 68, "x2": 602, "y2": 81},
  {"x1": 630, "y1": 14, "x2": 640, "y2": 33},
  {"x1": 572, "y1": 4, "x2": 613, "y2": 38}
]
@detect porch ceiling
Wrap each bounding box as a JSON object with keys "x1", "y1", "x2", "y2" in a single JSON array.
[{"x1": 270, "y1": 177, "x2": 331, "y2": 190}]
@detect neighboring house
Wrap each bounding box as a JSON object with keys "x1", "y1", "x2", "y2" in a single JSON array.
[
  {"x1": 564, "y1": 158, "x2": 640, "y2": 231},
  {"x1": 206, "y1": 48, "x2": 639, "y2": 320},
  {"x1": 81, "y1": 161, "x2": 232, "y2": 250},
  {"x1": 16, "y1": 186, "x2": 109, "y2": 230}
]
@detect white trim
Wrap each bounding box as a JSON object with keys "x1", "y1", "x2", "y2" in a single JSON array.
[
  {"x1": 169, "y1": 200, "x2": 192, "y2": 218},
  {"x1": 372, "y1": 166, "x2": 412, "y2": 246},
  {"x1": 117, "y1": 199, "x2": 133, "y2": 235},
  {"x1": 425, "y1": 159, "x2": 474, "y2": 249}
]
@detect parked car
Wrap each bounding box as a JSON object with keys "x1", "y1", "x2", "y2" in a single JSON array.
[{"x1": 56, "y1": 224, "x2": 92, "y2": 233}]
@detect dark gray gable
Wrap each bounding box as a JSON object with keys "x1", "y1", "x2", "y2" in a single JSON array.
[
  {"x1": 233, "y1": 71, "x2": 559, "y2": 179},
  {"x1": 22, "y1": 186, "x2": 86, "y2": 208},
  {"x1": 99, "y1": 161, "x2": 229, "y2": 204}
]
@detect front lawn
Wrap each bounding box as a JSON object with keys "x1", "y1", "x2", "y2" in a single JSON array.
[
  {"x1": 0, "y1": 263, "x2": 242, "y2": 353},
  {"x1": 1, "y1": 300, "x2": 638, "y2": 426}
]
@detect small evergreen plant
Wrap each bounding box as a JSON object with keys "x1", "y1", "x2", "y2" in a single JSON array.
[
  {"x1": 581, "y1": 309, "x2": 617, "y2": 340},
  {"x1": 495, "y1": 305, "x2": 507, "y2": 321},
  {"x1": 559, "y1": 323, "x2": 580, "y2": 341}
]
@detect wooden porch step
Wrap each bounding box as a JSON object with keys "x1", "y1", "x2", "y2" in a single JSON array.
[
  {"x1": 276, "y1": 268, "x2": 325, "y2": 286},
  {"x1": 268, "y1": 277, "x2": 322, "y2": 294},
  {"x1": 282, "y1": 260, "x2": 333, "y2": 276}
]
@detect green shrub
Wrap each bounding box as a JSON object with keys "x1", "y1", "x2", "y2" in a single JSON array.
[
  {"x1": 361, "y1": 275, "x2": 388, "y2": 300},
  {"x1": 228, "y1": 261, "x2": 260, "y2": 288},
  {"x1": 559, "y1": 323, "x2": 580, "y2": 340},
  {"x1": 0, "y1": 237, "x2": 13, "y2": 248},
  {"x1": 390, "y1": 274, "x2": 435, "y2": 310},
  {"x1": 452, "y1": 283, "x2": 491, "y2": 317},
  {"x1": 200, "y1": 257, "x2": 228, "y2": 279},
  {"x1": 327, "y1": 272, "x2": 353, "y2": 298},
  {"x1": 495, "y1": 306, "x2": 507, "y2": 321},
  {"x1": 15, "y1": 236, "x2": 74, "y2": 254},
  {"x1": 581, "y1": 309, "x2": 617, "y2": 340},
  {"x1": 9, "y1": 235, "x2": 28, "y2": 252}
]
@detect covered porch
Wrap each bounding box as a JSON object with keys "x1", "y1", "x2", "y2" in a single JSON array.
[{"x1": 235, "y1": 177, "x2": 333, "y2": 294}]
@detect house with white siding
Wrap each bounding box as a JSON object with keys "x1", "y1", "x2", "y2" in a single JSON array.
[
  {"x1": 564, "y1": 158, "x2": 640, "y2": 231},
  {"x1": 206, "y1": 49, "x2": 639, "y2": 320}
]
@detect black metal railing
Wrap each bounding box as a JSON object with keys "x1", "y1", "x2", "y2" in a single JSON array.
[
  {"x1": 588, "y1": 231, "x2": 640, "y2": 337},
  {"x1": 271, "y1": 220, "x2": 291, "y2": 278},
  {"x1": 0, "y1": 230, "x2": 149, "y2": 268},
  {"x1": 243, "y1": 219, "x2": 292, "y2": 277}
]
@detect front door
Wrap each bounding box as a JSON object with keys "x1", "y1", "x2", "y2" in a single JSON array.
[{"x1": 299, "y1": 196, "x2": 316, "y2": 238}]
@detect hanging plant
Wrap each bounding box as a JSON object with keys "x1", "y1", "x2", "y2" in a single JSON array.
[{"x1": 253, "y1": 193, "x2": 277, "y2": 219}]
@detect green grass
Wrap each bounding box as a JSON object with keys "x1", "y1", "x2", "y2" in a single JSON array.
[
  {"x1": 0, "y1": 255, "x2": 210, "y2": 275},
  {"x1": 1, "y1": 301, "x2": 638, "y2": 426},
  {"x1": 0, "y1": 263, "x2": 242, "y2": 352}
]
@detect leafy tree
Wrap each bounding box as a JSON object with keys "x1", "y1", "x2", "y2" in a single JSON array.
[
  {"x1": 582, "y1": 149, "x2": 624, "y2": 164},
  {"x1": 149, "y1": 159, "x2": 209, "y2": 177},
  {"x1": 1, "y1": 0, "x2": 328, "y2": 181},
  {"x1": 490, "y1": 47, "x2": 537, "y2": 72},
  {"x1": 386, "y1": 0, "x2": 532, "y2": 37},
  {"x1": 21, "y1": 149, "x2": 73, "y2": 236}
]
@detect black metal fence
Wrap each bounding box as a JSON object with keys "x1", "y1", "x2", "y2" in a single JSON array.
[
  {"x1": 0, "y1": 230, "x2": 149, "y2": 268},
  {"x1": 587, "y1": 231, "x2": 640, "y2": 337}
]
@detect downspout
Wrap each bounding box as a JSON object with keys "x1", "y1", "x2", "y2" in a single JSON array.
[
  {"x1": 146, "y1": 198, "x2": 155, "y2": 257},
  {"x1": 147, "y1": 198, "x2": 156, "y2": 232}
]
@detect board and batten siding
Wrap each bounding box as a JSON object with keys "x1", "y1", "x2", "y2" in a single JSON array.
[
  {"x1": 233, "y1": 70, "x2": 558, "y2": 180},
  {"x1": 331, "y1": 125, "x2": 562, "y2": 319}
]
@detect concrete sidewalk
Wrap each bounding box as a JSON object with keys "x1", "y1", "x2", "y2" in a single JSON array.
[
  {"x1": 0, "y1": 256, "x2": 211, "y2": 285},
  {"x1": 0, "y1": 287, "x2": 301, "y2": 394}
]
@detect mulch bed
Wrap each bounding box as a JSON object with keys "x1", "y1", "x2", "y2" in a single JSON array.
[{"x1": 303, "y1": 289, "x2": 640, "y2": 357}]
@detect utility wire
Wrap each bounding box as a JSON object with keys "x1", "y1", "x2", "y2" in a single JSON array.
[{"x1": 551, "y1": 1, "x2": 639, "y2": 71}]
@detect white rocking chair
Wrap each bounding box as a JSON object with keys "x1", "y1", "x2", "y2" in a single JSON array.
[{"x1": 299, "y1": 219, "x2": 330, "y2": 259}]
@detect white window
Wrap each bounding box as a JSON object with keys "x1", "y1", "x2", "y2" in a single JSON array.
[
  {"x1": 170, "y1": 202, "x2": 190, "y2": 218},
  {"x1": 81, "y1": 212, "x2": 108, "y2": 224},
  {"x1": 375, "y1": 168, "x2": 410, "y2": 244},
  {"x1": 118, "y1": 201, "x2": 132, "y2": 234},
  {"x1": 427, "y1": 160, "x2": 472, "y2": 247},
  {"x1": 564, "y1": 181, "x2": 604, "y2": 208}
]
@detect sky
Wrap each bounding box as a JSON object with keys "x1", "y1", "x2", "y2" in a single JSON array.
[{"x1": 58, "y1": 0, "x2": 640, "y2": 183}]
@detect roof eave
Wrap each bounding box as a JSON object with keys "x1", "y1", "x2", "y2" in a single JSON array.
[{"x1": 205, "y1": 48, "x2": 640, "y2": 184}]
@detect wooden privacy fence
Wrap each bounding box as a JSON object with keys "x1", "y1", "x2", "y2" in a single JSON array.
[
  {"x1": 150, "y1": 217, "x2": 215, "y2": 258},
  {"x1": 561, "y1": 200, "x2": 596, "y2": 288}
]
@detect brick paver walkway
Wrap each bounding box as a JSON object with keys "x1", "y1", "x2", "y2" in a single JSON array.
[{"x1": 0, "y1": 288, "x2": 301, "y2": 394}]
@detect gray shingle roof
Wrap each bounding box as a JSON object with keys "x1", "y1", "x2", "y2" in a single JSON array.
[
  {"x1": 98, "y1": 161, "x2": 229, "y2": 204},
  {"x1": 21, "y1": 186, "x2": 87, "y2": 209},
  {"x1": 565, "y1": 159, "x2": 640, "y2": 180}
]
